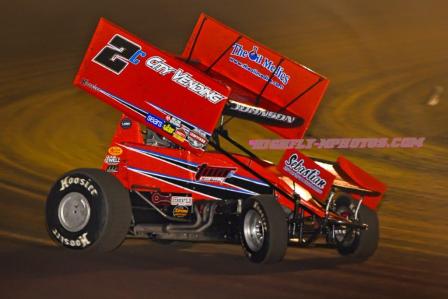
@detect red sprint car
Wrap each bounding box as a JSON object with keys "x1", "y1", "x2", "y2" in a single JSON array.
[{"x1": 46, "y1": 14, "x2": 386, "y2": 263}]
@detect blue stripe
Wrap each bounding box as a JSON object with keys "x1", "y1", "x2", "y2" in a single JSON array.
[
  {"x1": 97, "y1": 87, "x2": 148, "y2": 117},
  {"x1": 127, "y1": 146, "x2": 199, "y2": 167},
  {"x1": 127, "y1": 146, "x2": 269, "y2": 187},
  {"x1": 232, "y1": 174, "x2": 271, "y2": 187},
  {"x1": 128, "y1": 166, "x2": 257, "y2": 196}
]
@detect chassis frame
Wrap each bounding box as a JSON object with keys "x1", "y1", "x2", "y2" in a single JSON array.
[{"x1": 123, "y1": 123, "x2": 371, "y2": 247}]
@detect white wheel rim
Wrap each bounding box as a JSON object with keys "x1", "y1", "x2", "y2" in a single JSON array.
[{"x1": 58, "y1": 192, "x2": 91, "y2": 232}]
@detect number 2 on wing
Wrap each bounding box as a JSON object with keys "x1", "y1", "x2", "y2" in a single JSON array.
[{"x1": 92, "y1": 34, "x2": 143, "y2": 74}]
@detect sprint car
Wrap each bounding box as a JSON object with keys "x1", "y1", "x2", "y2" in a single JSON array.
[{"x1": 46, "y1": 14, "x2": 386, "y2": 263}]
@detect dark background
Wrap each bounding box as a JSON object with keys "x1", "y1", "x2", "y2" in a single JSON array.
[{"x1": 0, "y1": 1, "x2": 447, "y2": 298}]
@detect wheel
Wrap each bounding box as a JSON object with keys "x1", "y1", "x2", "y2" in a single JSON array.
[
  {"x1": 333, "y1": 194, "x2": 379, "y2": 260},
  {"x1": 46, "y1": 168, "x2": 132, "y2": 252},
  {"x1": 240, "y1": 195, "x2": 288, "y2": 263}
]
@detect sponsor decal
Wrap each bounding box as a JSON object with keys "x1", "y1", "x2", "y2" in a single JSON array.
[
  {"x1": 59, "y1": 176, "x2": 99, "y2": 196},
  {"x1": 162, "y1": 122, "x2": 176, "y2": 135},
  {"x1": 104, "y1": 155, "x2": 120, "y2": 165},
  {"x1": 145, "y1": 56, "x2": 227, "y2": 104},
  {"x1": 284, "y1": 155, "x2": 327, "y2": 190},
  {"x1": 277, "y1": 150, "x2": 335, "y2": 200},
  {"x1": 120, "y1": 118, "x2": 132, "y2": 129},
  {"x1": 145, "y1": 101, "x2": 211, "y2": 139},
  {"x1": 150, "y1": 192, "x2": 193, "y2": 207},
  {"x1": 106, "y1": 165, "x2": 119, "y2": 173},
  {"x1": 198, "y1": 177, "x2": 227, "y2": 183},
  {"x1": 166, "y1": 115, "x2": 182, "y2": 128},
  {"x1": 108, "y1": 146, "x2": 123, "y2": 156},
  {"x1": 146, "y1": 113, "x2": 164, "y2": 129},
  {"x1": 151, "y1": 192, "x2": 171, "y2": 205},
  {"x1": 52, "y1": 229, "x2": 91, "y2": 248},
  {"x1": 188, "y1": 130, "x2": 208, "y2": 148},
  {"x1": 195, "y1": 164, "x2": 236, "y2": 183},
  {"x1": 173, "y1": 205, "x2": 189, "y2": 218},
  {"x1": 230, "y1": 43, "x2": 290, "y2": 87},
  {"x1": 173, "y1": 128, "x2": 187, "y2": 142},
  {"x1": 173, "y1": 133, "x2": 186, "y2": 142},
  {"x1": 171, "y1": 196, "x2": 193, "y2": 206},
  {"x1": 228, "y1": 57, "x2": 285, "y2": 90}
]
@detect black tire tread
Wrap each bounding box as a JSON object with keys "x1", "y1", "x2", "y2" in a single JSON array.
[
  {"x1": 338, "y1": 204, "x2": 379, "y2": 260},
  {"x1": 62, "y1": 168, "x2": 131, "y2": 252}
]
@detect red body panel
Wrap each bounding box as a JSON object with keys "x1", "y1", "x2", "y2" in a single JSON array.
[
  {"x1": 337, "y1": 156, "x2": 387, "y2": 210},
  {"x1": 74, "y1": 18, "x2": 231, "y2": 154},
  {"x1": 103, "y1": 115, "x2": 275, "y2": 199},
  {"x1": 182, "y1": 13, "x2": 329, "y2": 139}
]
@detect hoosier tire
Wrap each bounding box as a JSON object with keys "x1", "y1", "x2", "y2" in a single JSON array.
[
  {"x1": 46, "y1": 168, "x2": 132, "y2": 252},
  {"x1": 240, "y1": 195, "x2": 288, "y2": 264}
]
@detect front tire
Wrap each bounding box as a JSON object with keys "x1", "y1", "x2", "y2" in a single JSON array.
[
  {"x1": 46, "y1": 168, "x2": 132, "y2": 252},
  {"x1": 240, "y1": 195, "x2": 288, "y2": 263}
]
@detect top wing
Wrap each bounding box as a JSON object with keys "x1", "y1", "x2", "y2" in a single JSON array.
[
  {"x1": 74, "y1": 18, "x2": 231, "y2": 155},
  {"x1": 182, "y1": 13, "x2": 329, "y2": 138}
]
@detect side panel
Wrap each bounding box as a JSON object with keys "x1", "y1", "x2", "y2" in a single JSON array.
[
  {"x1": 100, "y1": 119, "x2": 329, "y2": 217},
  {"x1": 337, "y1": 156, "x2": 387, "y2": 210},
  {"x1": 277, "y1": 149, "x2": 335, "y2": 201},
  {"x1": 74, "y1": 18, "x2": 231, "y2": 154},
  {"x1": 103, "y1": 142, "x2": 273, "y2": 201}
]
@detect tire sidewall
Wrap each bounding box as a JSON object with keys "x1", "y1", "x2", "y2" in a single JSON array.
[
  {"x1": 46, "y1": 173, "x2": 106, "y2": 250},
  {"x1": 334, "y1": 200, "x2": 378, "y2": 258}
]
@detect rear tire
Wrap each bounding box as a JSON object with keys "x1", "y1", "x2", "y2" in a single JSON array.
[
  {"x1": 46, "y1": 168, "x2": 132, "y2": 252},
  {"x1": 240, "y1": 195, "x2": 288, "y2": 263},
  {"x1": 333, "y1": 195, "x2": 379, "y2": 260}
]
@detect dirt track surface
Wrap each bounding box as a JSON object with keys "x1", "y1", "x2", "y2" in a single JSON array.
[{"x1": 1, "y1": 1, "x2": 447, "y2": 298}]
